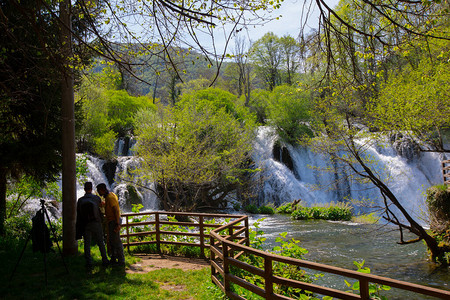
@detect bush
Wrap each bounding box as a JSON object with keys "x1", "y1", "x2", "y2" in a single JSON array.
[
  {"x1": 276, "y1": 203, "x2": 296, "y2": 214},
  {"x1": 244, "y1": 204, "x2": 259, "y2": 214},
  {"x1": 258, "y1": 205, "x2": 275, "y2": 215},
  {"x1": 291, "y1": 202, "x2": 353, "y2": 221}
]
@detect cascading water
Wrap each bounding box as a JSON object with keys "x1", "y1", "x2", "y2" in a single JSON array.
[
  {"x1": 252, "y1": 127, "x2": 444, "y2": 222},
  {"x1": 77, "y1": 153, "x2": 158, "y2": 212}
]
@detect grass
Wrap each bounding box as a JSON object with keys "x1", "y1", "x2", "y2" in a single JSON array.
[{"x1": 1, "y1": 239, "x2": 223, "y2": 300}]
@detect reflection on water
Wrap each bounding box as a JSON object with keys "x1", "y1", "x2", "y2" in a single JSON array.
[{"x1": 251, "y1": 214, "x2": 449, "y2": 299}]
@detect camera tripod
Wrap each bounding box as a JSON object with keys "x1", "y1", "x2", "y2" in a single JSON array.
[{"x1": 9, "y1": 199, "x2": 69, "y2": 285}]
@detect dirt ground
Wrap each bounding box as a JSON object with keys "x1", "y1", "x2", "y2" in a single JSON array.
[{"x1": 126, "y1": 253, "x2": 210, "y2": 274}]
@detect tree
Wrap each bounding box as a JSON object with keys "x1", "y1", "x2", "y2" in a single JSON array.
[
  {"x1": 369, "y1": 50, "x2": 450, "y2": 153},
  {"x1": 302, "y1": 0, "x2": 450, "y2": 82},
  {"x1": 233, "y1": 36, "x2": 253, "y2": 105},
  {"x1": 0, "y1": 0, "x2": 63, "y2": 236},
  {"x1": 278, "y1": 35, "x2": 302, "y2": 85},
  {"x1": 0, "y1": 0, "x2": 282, "y2": 252},
  {"x1": 135, "y1": 88, "x2": 257, "y2": 211},
  {"x1": 77, "y1": 66, "x2": 156, "y2": 158},
  {"x1": 267, "y1": 85, "x2": 313, "y2": 144},
  {"x1": 250, "y1": 32, "x2": 282, "y2": 91}
]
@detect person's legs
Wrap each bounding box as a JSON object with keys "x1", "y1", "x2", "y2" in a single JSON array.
[
  {"x1": 108, "y1": 221, "x2": 125, "y2": 265},
  {"x1": 83, "y1": 226, "x2": 93, "y2": 267},
  {"x1": 91, "y1": 222, "x2": 109, "y2": 265}
]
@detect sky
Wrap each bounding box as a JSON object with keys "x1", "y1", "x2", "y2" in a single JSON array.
[{"x1": 201, "y1": 0, "x2": 341, "y2": 55}]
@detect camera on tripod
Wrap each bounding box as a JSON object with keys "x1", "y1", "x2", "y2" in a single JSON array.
[{"x1": 10, "y1": 199, "x2": 68, "y2": 284}]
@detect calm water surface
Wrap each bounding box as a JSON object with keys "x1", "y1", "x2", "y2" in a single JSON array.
[{"x1": 250, "y1": 214, "x2": 449, "y2": 299}]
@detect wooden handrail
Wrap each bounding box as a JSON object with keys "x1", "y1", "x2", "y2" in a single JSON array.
[
  {"x1": 121, "y1": 211, "x2": 247, "y2": 257},
  {"x1": 120, "y1": 211, "x2": 450, "y2": 299},
  {"x1": 210, "y1": 217, "x2": 450, "y2": 299}
]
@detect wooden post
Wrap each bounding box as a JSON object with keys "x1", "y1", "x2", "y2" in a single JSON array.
[
  {"x1": 244, "y1": 217, "x2": 250, "y2": 247},
  {"x1": 222, "y1": 240, "x2": 230, "y2": 293},
  {"x1": 210, "y1": 235, "x2": 216, "y2": 278},
  {"x1": 264, "y1": 257, "x2": 273, "y2": 299},
  {"x1": 126, "y1": 215, "x2": 130, "y2": 253},
  {"x1": 199, "y1": 216, "x2": 205, "y2": 258},
  {"x1": 228, "y1": 226, "x2": 234, "y2": 257},
  {"x1": 360, "y1": 278, "x2": 370, "y2": 299},
  {"x1": 155, "y1": 212, "x2": 161, "y2": 253}
]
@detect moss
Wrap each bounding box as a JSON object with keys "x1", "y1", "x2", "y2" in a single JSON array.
[{"x1": 426, "y1": 185, "x2": 450, "y2": 222}]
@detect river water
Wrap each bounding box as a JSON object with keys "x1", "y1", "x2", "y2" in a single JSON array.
[{"x1": 252, "y1": 214, "x2": 450, "y2": 299}]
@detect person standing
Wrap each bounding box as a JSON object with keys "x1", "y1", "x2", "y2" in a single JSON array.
[
  {"x1": 96, "y1": 183, "x2": 125, "y2": 266},
  {"x1": 76, "y1": 182, "x2": 109, "y2": 268}
]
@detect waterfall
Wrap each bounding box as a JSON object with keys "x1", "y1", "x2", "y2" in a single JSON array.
[
  {"x1": 77, "y1": 154, "x2": 159, "y2": 212},
  {"x1": 252, "y1": 127, "x2": 443, "y2": 222}
]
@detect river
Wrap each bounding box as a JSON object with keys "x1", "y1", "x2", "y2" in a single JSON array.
[{"x1": 253, "y1": 214, "x2": 450, "y2": 299}]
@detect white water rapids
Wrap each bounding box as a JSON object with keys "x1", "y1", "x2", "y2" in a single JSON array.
[{"x1": 252, "y1": 127, "x2": 445, "y2": 222}]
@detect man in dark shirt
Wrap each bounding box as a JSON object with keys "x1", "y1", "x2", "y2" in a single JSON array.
[{"x1": 76, "y1": 182, "x2": 109, "y2": 267}]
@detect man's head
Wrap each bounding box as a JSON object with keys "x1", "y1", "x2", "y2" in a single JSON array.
[
  {"x1": 84, "y1": 182, "x2": 93, "y2": 193},
  {"x1": 96, "y1": 183, "x2": 108, "y2": 196}
]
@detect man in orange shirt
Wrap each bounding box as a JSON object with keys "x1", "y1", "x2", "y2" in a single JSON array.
[{"x1": 96, "y1": 183, "x2": 125, "y2": 266}]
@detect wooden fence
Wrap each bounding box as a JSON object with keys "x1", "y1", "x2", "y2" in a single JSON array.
[
  {"x1": 121, "y1": 211, "x2": 450, "y2": 299},
  {"x1": 442, "y1": 160, "x2": 450, "y2": 185},
  {"x1": 121, "y1": 211, "x2": 248, "y2": 258}
]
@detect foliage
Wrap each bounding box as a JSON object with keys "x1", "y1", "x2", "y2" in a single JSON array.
[
  {"x1": 0, "y1": 0, "x2": 63, "y2": 234},
  {"x1": 76, "y1": 66, "x2": 156, "y2": 158},
  {"x1": 258, "y1": 205, "x2": 275, "y2": 215},
  {"x1": 291, "y1": 203, "x2": 353, "y2": 221},
  {"x1": 343, "y1": 260, "x2": 391, "y2": 300},
  {"x1": 426, "y1": 185, "x2": 450, "y2": 263},
  {"x1": 276, "y1": 202, "x2": 300, "y2": 214},
  {"x1": 76, "y1": 154, "x2": 89, "y2": 184},
  {"x1": 250, "y1": 32, "x2": 282, "y2": 91},
  {"x1": 93, "y1": 130, "x2": 117, "y2": 160},
  {"x1": 426, "y1": 186, "x2": 450, "y2": 222},
  {"x1": 244, "y1": 204, "x2": 259, "y2": 214},
  {"x1": 246, "y1": 88, "x2": 271, "y2": 124},
  {"x1": 135, "y1": 89, "x2": 257, "y2": 211},
  {"x1": 267, "y1": 85, "x2": 313, "y2": 144},
  {"x1": 231, "y1": 219, "x2": 319, "y2": 299},
  {"x1": 368, "y1": 54, "x2": 450, "y2": 152},
  {"x1": 351, "y1": 212, "x2": 380, "y2": 224}
]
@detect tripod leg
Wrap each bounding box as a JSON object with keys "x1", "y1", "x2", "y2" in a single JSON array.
[
  {"x1": 43, "y1": 205, "x2": 69, "y2": 274},
  {"x1": 9, "y1": 232, "x2": 31, "y2": 282}
]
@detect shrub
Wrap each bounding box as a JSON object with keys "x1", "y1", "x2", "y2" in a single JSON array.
[
  {"x1": 244, "y1": 204, "x2": 259, "y2": 214},
  {"x1": 258, "y1": 205, "x2": 275, "y2": 215},
  {"x1": 291, "y1": 202, "x2": 353, "y2": 221}
]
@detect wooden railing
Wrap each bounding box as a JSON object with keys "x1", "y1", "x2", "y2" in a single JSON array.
[
  {"x1": 121, "y1": 211, "x2": 248, "y2": 258},
  {"x1": 209, "y1": 216, "x2": 450, "y2": 300},
  {"x1": 442, "y1": 160, "x2": 450, "y2": 185},
  {"x1": 121, "y1": 211, "x2": 450, "y2": 299}
]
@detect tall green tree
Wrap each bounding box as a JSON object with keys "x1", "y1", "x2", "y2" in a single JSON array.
[
  {"x1": 250, "y1": 32, "x2": 282, "y2": 91},
  {"x1": 279, "y1": 35, "x2": 302, "y2": 85},
  {"x1": 135, "y1": 88, "x2": 257, "y2": 211},
  {"x1": 0, "y1": 0, "x2": 63, "y2": 236},
  {"x1": 0, "y1": 0, "x2": 283, "y2": 251}
]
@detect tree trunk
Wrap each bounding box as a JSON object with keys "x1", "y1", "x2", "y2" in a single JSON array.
[
  {"x1": 60, "y1": 0, "x2": 78, "y2": 255},
  {"x1": 0, "y1": 167, "x2": 7, "y2": 236}
]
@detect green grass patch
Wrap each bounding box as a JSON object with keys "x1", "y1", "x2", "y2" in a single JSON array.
[{"x1": 0, "y1": 240, "x2": 222, "y2": 300}]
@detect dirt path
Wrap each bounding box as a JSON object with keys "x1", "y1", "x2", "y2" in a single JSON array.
[{"x1": 126, "y1": 253, "x2": 210, "y2": 274}]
